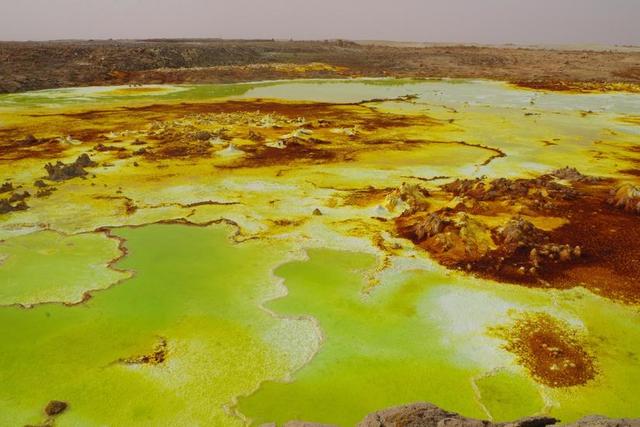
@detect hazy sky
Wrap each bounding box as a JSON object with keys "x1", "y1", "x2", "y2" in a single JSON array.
[{"x1": 1, "y1": 0, "x2": 639, "y2": 45}]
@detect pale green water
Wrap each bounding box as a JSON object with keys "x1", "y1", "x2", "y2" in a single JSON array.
[
  {"x1": 0, "y1": 230, "x2": 129, "y2": 306},
  {"x1": 239, "y1": 249, "x2": 640, "y2": 425},
  {"x1": 0, "y1": 224, "x2": 317, "y2": 426},
  {"x1": 1, "y1": 223, "x2": 639, "y2": 426},
  {"x1": 238, "y1": 249, "x2": 489, "y2": 425},
  {"x1": 2, "y1": 78, "x2": 638, "y2": 114}
]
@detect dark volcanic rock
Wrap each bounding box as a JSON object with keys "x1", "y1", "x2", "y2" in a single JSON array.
[
  {"x1": 0, "y1": 198, "x2": 28, "y2": 214},
  {"x1": 0, "y1": 181, "x2": 14, "y2": 194},
  {"x1": 75, "y1": 153, "x2": 96, "y2": 168},
  {"x1": 44, "y1": 400, "x2": 68, "y2": 416},
  {"x1": 36, "y1": 187, "x2": 55, "y2": 198},
  {"x1": 45, "y1": 161, "x2": 87, "y2": 181},
  {"x1": 44, "y1": 154, "x2": 97, "y2": 181},
  {"x1": 8, "y1": 191, "x2": 30, "y2": 203},
  {"x1": 194, "y1": 131, "x2": 212, "y2": 141},
  {"x1": 23, "y1": 134, "x2": 39, "y2": 145},
  {"x1": 358, "y1": 402, "x2": 557, "y2": 427}
]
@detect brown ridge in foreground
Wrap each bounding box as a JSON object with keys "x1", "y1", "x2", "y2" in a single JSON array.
[{"x1": 268, "y1": 402, "x2": 640, "y2": 427}]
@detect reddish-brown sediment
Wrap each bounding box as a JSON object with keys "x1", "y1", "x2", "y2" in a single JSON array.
[
  {"x1": 492, "y1": 313, "x2": 597, "y2": 387},
  {"x1": 395, "y1": 172, "x2": 640, "y2": 304},
  {"x1": 116, "y1": 338, "x2": 168, "y2": 366},
  {"x1": 0, "y1": 134, "x2": 69, "y2": 161},
  {"x1": 236, "y1": 138, "x2": 340, "y2": 168},
  {"x1": 539, "y1": 184, "x2": 640, "y2": 303},
  {"x1": 118, "y1": 99, "x2": 439, "y2": 130},
  {"x1": 0, "y1": 99, "x2": 444, "y2": 172},
  {"x1": 117, "y1": 101, "x2": 441, "y2": 166},
  {"x1": 512, "y1": 80, "x2": 640, "y2": 94}
]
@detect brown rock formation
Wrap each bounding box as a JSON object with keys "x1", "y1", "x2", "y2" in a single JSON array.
[
  {"x1": 44, "y1": 154, "x2": 97, "y2": 181},
  {"x1": 44, "y1": 400, "x2": 68, "y2": 417},
  {"x1": 607, "y1": 183, "x2": 640, "y2": 214},
  {"x1": 394, "y1": 169, "x2": 640, "y2": 304},
  {"x1": 269, "y1": 403, "x2": 640, "y2": 427},
  {"x1": 359, "y1": 403, "x2": 557, "y2": 427}
]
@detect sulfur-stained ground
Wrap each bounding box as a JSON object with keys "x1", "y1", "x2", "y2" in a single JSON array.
[{"x1": 0, "y1": 79, "x2": 639, "y2": 426}]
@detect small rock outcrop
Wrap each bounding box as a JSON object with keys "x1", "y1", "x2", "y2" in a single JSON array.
[
  {"x1": 498, "y1": 217, "x2": 546, "y2": 250},
  {"x1": 117, "y1": 338, "x2": 167, "y2": 366},
  {"x1": 607, "y1": 183, "x2": 640, "y2": 214},
  {"x1": 44, "y1": 154, "x2": 97, "y2": 181},
  {"x1": 8, "y1": 191, "x2": 30, "y2": 203},
  {"x1": 23, "y1": 134, "x2": 40, "y2": 145},
  {"x1": 194, "y1": 130, "x2": 212, "y2": 141},
  {"x1": 0, "y1": 190, "x2": 30, "y2": 215},
  {"x1": 44, "y1": 400, "x2": 68, "y2": 416},
  {"x1": 0, "y1": 181, "x2": 14, "y2": 194},
  {"x1": 551, "y1": 167, "x2": 600, "y2": 183},
  {"x1": 384, "y1": 182, "x2": 431, "y2": 213},
  {"x1": 0, "y1": 198, "x2": 28, "y2": 214}
]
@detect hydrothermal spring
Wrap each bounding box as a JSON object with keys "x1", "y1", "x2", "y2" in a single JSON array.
[{"x1": 0, "y1": 79, "x2": 639, "y2": 426}]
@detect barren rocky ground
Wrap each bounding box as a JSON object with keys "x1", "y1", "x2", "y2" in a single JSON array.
[{"x1": 2, "y1": 39, "x2": 640, "y2": 93}]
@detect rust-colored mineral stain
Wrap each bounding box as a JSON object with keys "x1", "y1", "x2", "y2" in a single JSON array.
[
  {"x1": 538, "y1": 184, "x2": 640, "y2": 303},
  {"x1": 513, "y1": 80, "x2": 640, "y2": 94},
  {"x1": 2, "y1": 97, "x2": 441, "y2": 170},
  {"x1": 485, "y1": 187, "x2": 640, "y2": 304},
  {"x1": 620, "y1": 168, "x2": 640, "y2": 177},
  {"x1": 0, "y1": 135, "x2": 68, "y2": 161},
  {"x1": 495, "y1": 313, "x2": 597, "y2": 388},
  {"x1": 238, "y1": 139, "x2": 338, "y2": 168},
  {"x1": 117, "y1": 338, "x2": 168, "y2": 366}
]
